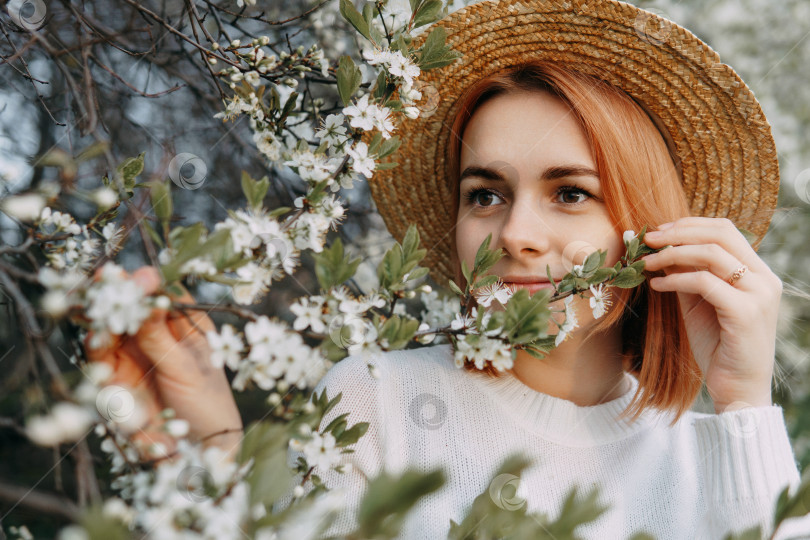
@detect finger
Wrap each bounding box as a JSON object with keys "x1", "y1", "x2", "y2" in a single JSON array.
[
  {"x1": 132, "y1": 306, "x2": 210, "y2": 381},
  {"x1": 163, "y1": 281, "x2": 216, "y2": 339},
  {"x1": 641, "y1": 244, "x2": 749, "y2": 288},
  {"x1": 643, "y1": 217, "x2": 767, "y2": 273},
  {"x1": 648, "y1": 269, "x2": 743, "y2": 307},
  {"x1": 131, "y1": 266, "x2": 162, "y2": 297}
]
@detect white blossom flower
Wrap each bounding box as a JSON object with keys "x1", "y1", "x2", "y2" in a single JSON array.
[
  {"x1": 421, "y1": 290, "x2": 461, "y2": 334},
  {"x1": 164, "y1": 419, "x2": 190, "y2": 438},
  {"x1": 101, "y1": 222, "x2": 125, "y2": 256},
  {"x1": 297, "y1": 432, "x2": 342, "y2": 471},
  {"x1": 231, "y1": 263, "x2": 272, "y2": 305},
  {"x1": 453, "y1": 334, "x2": 512, "y2": 371},
  {"x1": 245, "y1": 315, "x2": 288, "y2": 362},
  {"x1": 589, "y1": 283, "x2": 613, "y2": 319},
  {"x1": 373, "y1": 105, "x2": 396, "y2": 139},
  {"x1": 399, "y1": 81, "x2": 423, "y2": 105},
  {"x1": 91, "y1": 187, "x2": 118, "y2": 209},
  {"x1": 450, "y1": 311, "x2": 475, "y2": 331},
  {"x1": 1, "y1": 193, "x2": 46, "y2": 222},
  {"x1": 290, "y1": 296, "x2": 327, "y2": 333},
  {"x1": 345, "y1": 141, "x2": 376, "y2": 179},
  {"x1": 284, "y1": 150, "x2": 340, "y2": 184},
  {"x1": 40, "y1": 207, "x2": 82, "y2": 235},
  {"x1": 26, "y1": 402, "x2": 94, "y2": 447},
  {"x1": 386, "y1": 50, "x2": 420, "y2": 86},
  {"x1": 555, "y1": 295, "x2": 579, "y2": 346},
  {"x1": 473, "y1": 280, "x2": 514, "y2": 307},
  {"x1": 311, "y1": 47, "x2": 330, "y2": 77},
  {"x1": 623, "y1": 229, "x2": 636, "y2": 244},
  {"x1": 244, "y1": 70, "x2": 261, "y2": 86},
  {"x1": 314, "y1": 113, "x2": 348, "y2": 148},
  {"x1": 362, "y1": 47, "x2": 392, "y2": 66},
  {"x1": 207, "y1": 324, "x2": 245, "y2": 370},
  {"x1": 290, "y1": 211, "x2": 331, "y2": 253},
  {"x1": 571, "y1": 264, "x2": 584, "y2": 277},
  {"x1": 85, "y1": 263, "x2": 152, "y2": 347},
  {"x1": 403, "y1": 106, "x2": 420, "y2": 119},
  {"x1": 342, "y1": 94, "x2": 376, "y2": 131},
  {"x1": 180, "y1": 256, "x2": 217, "y2": 276},
  {"x1": 253, "y1": 129, "x2": 282, "y2": 161}
]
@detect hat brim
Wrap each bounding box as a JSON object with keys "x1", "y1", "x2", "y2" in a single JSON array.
[{"x1": 367, "y1": 0, "x2": 779, "y2": 288}]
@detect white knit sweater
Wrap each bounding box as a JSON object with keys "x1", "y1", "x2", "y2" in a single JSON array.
[{"x1": 281, "y1": 343, "x2": 810, "y2": 539}]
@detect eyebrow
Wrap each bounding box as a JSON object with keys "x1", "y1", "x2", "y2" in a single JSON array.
[{"x1": 459, "y1": 164, "x2": 600, "y2": 184}]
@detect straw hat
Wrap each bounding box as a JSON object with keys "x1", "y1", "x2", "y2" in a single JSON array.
[{"x1": 365, "y1": 0, "x2": 780, "y2": 288}]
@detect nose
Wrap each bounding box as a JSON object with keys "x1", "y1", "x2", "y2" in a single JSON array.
[{"x1": 497, "y1": 195, "x2": 553, "y2": 261}]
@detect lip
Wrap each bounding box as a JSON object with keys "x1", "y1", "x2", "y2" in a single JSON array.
[{"x1": 500, "y1": 276, "x2": 557, "y2": 295}]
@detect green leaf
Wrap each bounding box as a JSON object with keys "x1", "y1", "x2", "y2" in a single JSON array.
[
  {"x1": 448, "y1": 279, "x2": 464, "y2": 297},
  {"x1": 378, "y1": 136, "x2": 401, "y2": 159},
  {"x1": 461, "y1": 260, "x2": 471, "y2": 286},
  {"x1": 368, "y1": 131, "x2": 384, "y2": 155},
  {"x1": 75, "y1": 141, "x2": 109, "y2": 163},
  {"x1": 379, "y1": 315, "x2": 420, "y2": 349},
  {"x1": 339, "y1": 0, "x2": 372, "y2": 41},
  {"x1": 356, "y1": 468, "x2": 445, "y2": 538},
  {"x1": 372, "y1": 68, "x2": 389, "y2": 100},
  {"x1": 582, "y1": 250, "x2": 603, "y2": 274},
  {"x1": 239, "y1": 422, "x2": 296, "y2": 506},
  {"x1": 149, "y1": 181, "x2": 172, "y2": 234},
  {"x1": 240, "y1": 171, "x2": 270, "y2": 210},
  {"x1": 412, "y1": 0, "x2": 443, "y2": 28},
  {"x1": 117, "y1": 151, "x2": 145, "y2": 189},
  {"x1": 417, "y1": 27, "x2": 463, "y2": 70},
  {"x1": 472, "y1": 275, "x2": 499, "y2": 290},
  {"x1": 279, "y1": 91, "x2": 299, "y2": 126},
  {"x1": 375, "y1": 161, "x2": 399, "y2": 170},
  {"x1": 337, "y1": 55, "x2": 363, "y2": 106},
  {"x1": 721, "y1": 526, "x2": 763, "y2": 540},
  {"x1": 612, "y1": 267, "x2": 645, "y2": 288},
  {"x1": 312, "y1": 237, "x2": 363, "y2": 291}
]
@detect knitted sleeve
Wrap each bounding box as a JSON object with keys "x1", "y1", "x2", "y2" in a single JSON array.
[
  {"x1": 693, "y1": 404, "x2": 810, "y2": 539},
  {"x1": 273, "y1": 352, "x2": 387, "y2": 536}
]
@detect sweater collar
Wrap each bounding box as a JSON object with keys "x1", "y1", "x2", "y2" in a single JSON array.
[{"x1": 438, "y1": 344, "x2": 662, "y2": 445}]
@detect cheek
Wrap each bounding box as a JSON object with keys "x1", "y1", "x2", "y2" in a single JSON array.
[{"x1": 454, "y1": 218, "x2": 480, "y2": 266}]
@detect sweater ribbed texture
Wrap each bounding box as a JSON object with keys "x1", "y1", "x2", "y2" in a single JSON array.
[{"x1": 276, "y1": 343, "x2": 810, "y2": 539}]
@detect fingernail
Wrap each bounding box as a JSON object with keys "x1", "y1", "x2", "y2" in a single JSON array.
[{"x1": 657, "y1": 222, "x2": 674, "y2": 230}]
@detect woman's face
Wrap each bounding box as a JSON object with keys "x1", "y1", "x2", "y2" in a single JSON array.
[{"x1": 455, "y1": 90, "x2": 624, "y2": 321}]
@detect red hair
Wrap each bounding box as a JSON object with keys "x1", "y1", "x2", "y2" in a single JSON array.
[{"x1": 446, "y1": 60, "x2": 703, "y2": 425}]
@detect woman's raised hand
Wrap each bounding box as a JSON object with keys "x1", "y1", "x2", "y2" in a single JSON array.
[
  {"x1": 641, "y1": 216, "x2": 781, "y2": 414},
  {"x1": 84, "y1": 266, "x2": 243, "y2": 461}
]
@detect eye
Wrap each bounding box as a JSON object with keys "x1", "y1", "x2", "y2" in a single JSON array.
[
  {"x1": 463, "y1": 187, "x2": 504, "y2": 208},
  {"x1": 555, "y1": 185, "x2": 593, "y2": 205}
]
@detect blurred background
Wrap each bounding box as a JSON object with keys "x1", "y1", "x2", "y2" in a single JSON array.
[{"x1": 0, "y1": 0, "x2": 808, "y2": 536}]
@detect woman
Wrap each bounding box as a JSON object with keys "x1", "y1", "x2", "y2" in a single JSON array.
[{"x1": 86, "y1": 0, "x2": 808, "y2": 537}]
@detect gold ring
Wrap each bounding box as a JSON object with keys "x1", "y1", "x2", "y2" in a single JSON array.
[{"x1": 727, "y1": 265, "x2": 748, "y2": 286}]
